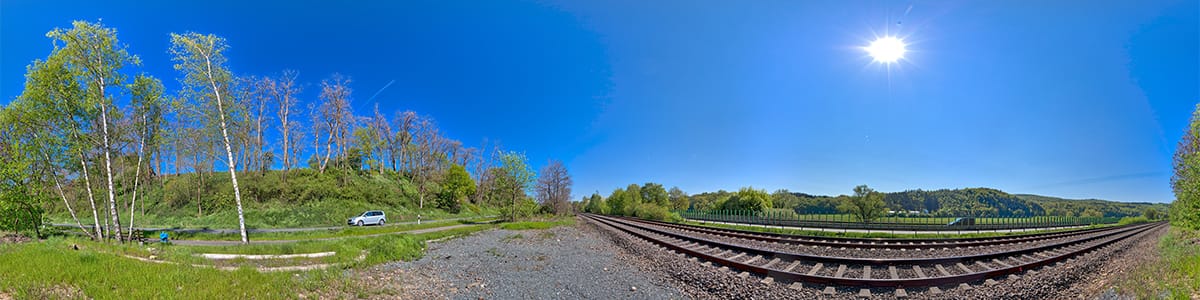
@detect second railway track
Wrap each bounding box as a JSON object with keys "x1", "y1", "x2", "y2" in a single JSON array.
[{"x1": 583, "y1": 213, "x2": 1165, "y2": 292}]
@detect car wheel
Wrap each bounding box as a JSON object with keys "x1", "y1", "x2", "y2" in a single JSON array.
[
  {"x1": 379, "y1": 219, "x2": 385, "y2": 226},
  {"x1": 357, "y1": 220, "x2": 364, "y2": 226}
]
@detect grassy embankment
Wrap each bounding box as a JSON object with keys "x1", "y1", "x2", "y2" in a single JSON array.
[
  {"x1": 44, "y1": 169, "x2": 504, "y2": 230},
  {"x1": 1115, "y1": 227, "x2": 1200, "y2": 299}
]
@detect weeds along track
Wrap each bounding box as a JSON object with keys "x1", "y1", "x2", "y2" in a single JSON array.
[{"x1": 583, "y1": 213, "x2": 1164, "y2": 290}]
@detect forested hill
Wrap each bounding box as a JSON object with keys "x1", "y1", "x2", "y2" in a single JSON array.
[{"x1": 693, "y1": 187, "x2": 1168, "y2": 218}]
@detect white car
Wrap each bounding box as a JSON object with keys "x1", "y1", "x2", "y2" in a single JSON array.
[{"x1": 347, "y1": 210, "x2": 386, "y2": 226}]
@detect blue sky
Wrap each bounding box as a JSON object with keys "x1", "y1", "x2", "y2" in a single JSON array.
[{"x1": 2, "y1": 1, "x2": 1197, "y2": 203}]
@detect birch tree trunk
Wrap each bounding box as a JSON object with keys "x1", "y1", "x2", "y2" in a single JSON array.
[
  {"x1": 98, "y1": 84, "x2": 124, "y2": 242},
  {"x1": 79, "y1": 155, "x2": 103, "y2": 239},
  {"x1": 204, "y1": 55, "x2": 249, "y2": 244},
  {"x1": 127, "y1": 114, "x2": 146, "y2": 235},
  {"x1": 48, "y1": 155, "x2": 93, "y2": 239},
  {"x1": 32, "y1": 132, "x2": 92, "y2": 238}
]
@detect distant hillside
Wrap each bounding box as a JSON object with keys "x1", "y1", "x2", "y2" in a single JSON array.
[{"x1": 691, "y1": 187, "x2": 1168, "y2": 218}]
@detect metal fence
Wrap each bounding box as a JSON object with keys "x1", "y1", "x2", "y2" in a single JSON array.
[{"x1": 675, "y1": 209, "x2": 1120, "y2": 231}]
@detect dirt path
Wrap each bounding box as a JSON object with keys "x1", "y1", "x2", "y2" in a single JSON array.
[{"x1": 172, "y1": 224, "x2": 479, "y2": 246}]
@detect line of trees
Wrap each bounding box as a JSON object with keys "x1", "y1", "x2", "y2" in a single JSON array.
[
  {"x1": 1171, "y1": 103, "x2": 1200, "y2": 231},
  {"x1": 581, "y1": 182, "x2": 692, "y2": 221},
  {"x1": 0, "y1": 20, "x2": 576, "y2": 241}
]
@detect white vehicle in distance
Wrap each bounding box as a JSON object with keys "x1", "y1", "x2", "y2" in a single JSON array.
[{"x1": 347, "y1": 210, "x2": 386, "y2": 226}]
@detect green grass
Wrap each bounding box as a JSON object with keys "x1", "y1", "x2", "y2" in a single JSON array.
[
  {"x1": 679, "y1": 219, "x2": 1113, "y2": 239},
  {"x1": 0, "y1": 224, "x2": 495, "y2": 299},
  {"x1": 49, "y1": 205, "x2": 501, "y2": 230},
  {"x1": 499, "y1": 217, "x2": 577, "y2": 230},
  {"x1": 0, "y1": 238, "x2": 313, "y2": 299},
  {"x1": 161, "y1": 217, "x2": 498, "y2": 241},
  {"x1": 1116, "y1": 227, "x2": 1200, "y2": 299}
]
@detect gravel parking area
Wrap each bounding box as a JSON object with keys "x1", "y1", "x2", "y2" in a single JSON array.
[{"x1": 363, "y1": 222, "x2": 685, "y2": 299}]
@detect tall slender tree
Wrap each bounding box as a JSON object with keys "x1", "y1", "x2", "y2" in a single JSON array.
[
  {"x1": 317, "y1": 74, "x2": 353, "y2": 173},
  {"x1": 170, "y1": 32, "x2": 249, "y2": 243},
  {"x1": 270, "y1": 70, "x2": 301, "y2": 181},
  {"x1": 45, "y1": 21, "x2": 141, "y2": 242},
  {"x1": 126, "y1": 74, "x2": 164, "y2": 234},
  {"x1": 15, "y1": 51, "x2": 97, "y2": 238}
]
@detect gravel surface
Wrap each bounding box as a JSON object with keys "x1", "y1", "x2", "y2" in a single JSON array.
[
  {"x1": 371, "y1": 223, "x2": 686, "y2": 299},
  {"x1": 586, "y1": 215, "x2": 821, "y2": 299}
]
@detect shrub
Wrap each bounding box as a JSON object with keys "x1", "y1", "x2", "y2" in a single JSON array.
[{"x1": 632, "y1": 203, "x2": 671, "y2": 221}]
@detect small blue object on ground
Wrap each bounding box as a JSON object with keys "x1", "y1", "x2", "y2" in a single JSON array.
[{"x1": 159, "y1": 232, "x2": 169, "y2": 243}]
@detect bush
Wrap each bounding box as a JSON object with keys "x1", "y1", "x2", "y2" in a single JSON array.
[
  {"x1": 632, "y1": 203, "x2": 671, "y2": 221},
  {"x1": 720, "y1": 187, "x2": 773, "y2": 212}
]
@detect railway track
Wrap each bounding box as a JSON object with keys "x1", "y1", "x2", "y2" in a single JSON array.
[
  {"x1": 614, "y1": 215, "x2": 1136, "y2": 252},
  {"x1": 584, "y1": 213, "x2": 1164, "y2": 292}
]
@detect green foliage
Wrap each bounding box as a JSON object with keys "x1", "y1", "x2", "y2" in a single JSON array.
[
  {"x1": 625, "y1": 184, "x2": 643, "y2": 209},
  {"x1": 1081, "y1": 208, "x2": 1104, "y2": 218},
  {"x1": 640, "y1": 183, "x2": 669, "y2": 207},
  {"x1": 584, "y1": 192, "x2": 607, "y2": 214},
  {"x1": 498, "y1": 152, "x2": 536, "y2": 220},
  {"x1": 838, "y1": 185, "x2": 887, "y2": 223},
  {"x1": 511, "y1": 197, "x2": 540, "y2": 219},
  {"x1": 668, "y1": 187, "x2": 689, "y2": 210},
  {"x1": 1144, "y1": 207, "x2": 1161, "y2": 220},
  {"x1": 771, "y1": 189, "x2": 802, "y2": 211},
  {"x1": 0, "y1": 110, "x2": 45, "y2": 237},
  {"x1": 43, "y1": 169, "x2": 503, "y2": 229},
  {"x1": 1172, "y1": 103, "x2": 1200, "y2": 231},
  {"x1": 719, "y1": 187, "x2": 772, "y2": 212},
  {"x1": 631, "y1": 203, "x2": 676, "y2": 222},
  {"x1": 689, "y1": 190, "x2": 734, "y2": 211},
  {"x1": 738, "y1": 187, "x2": 1166, "y2": 219},
  {"x1": 606, "y1": 188, "x2": 629, "y2": 216},
  {"x1": 437, "y1": 164, "x2": 475, "y2": 214}
]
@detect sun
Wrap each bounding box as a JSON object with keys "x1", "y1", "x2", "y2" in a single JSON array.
[{"x1": 865, "y1": 36, "x2": 906, "y2": 63}]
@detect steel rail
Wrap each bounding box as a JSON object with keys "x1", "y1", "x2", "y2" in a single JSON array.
[
  {"x1": 618, "y1": 216, "x2": 1134, "y2": 249},
  {"x1": 584, "y1": 213, "x2": 1163, "y2": 288}
]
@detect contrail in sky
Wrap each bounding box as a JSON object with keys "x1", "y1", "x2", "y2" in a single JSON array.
[
  {"x1": 352, "y1": 79, "x2": 396, "y2": 112},
  {"x1": 368, "y1": 79, "x2": 396, "y2": 102}
]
